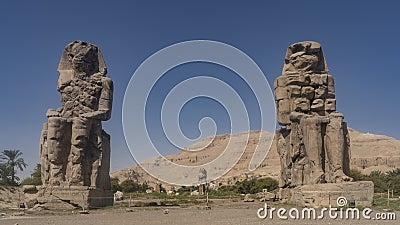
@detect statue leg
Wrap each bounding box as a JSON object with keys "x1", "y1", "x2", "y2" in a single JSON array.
[
  {"x1": 289, "y1": 141, "x2": 303, "y2": 186},
  {"x1": 89, "y1": 121, "x2": 102, "y2": 188},
  {"x1": 47, "y1": 117, "x2": 70, "y2": 186},
  {"x1": 325, "y1": 112, "x2": 353, "y2": 182},
  {"x1": 40, "y1": 123, "x2": 49, "y2": 185},
  {"x1": 300, "y1": 117, "x2": 325, "y2": 184},
  {"x1": 68, "y1": 117, "x2": 92, "y2": 186},
  {"x1": 276, "y1": 128, "x2": 290, "y2": 187},
  {"x1": 99, "y1": 130, "x2": 112, "y2": 190},
  {"x1": 289, "y1": 122, "x2": 303, "y2": 186}
]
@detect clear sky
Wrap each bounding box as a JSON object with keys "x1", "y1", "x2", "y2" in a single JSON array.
[{"x1": 0, "y1": 1, "x2": 399, "y2": 179}]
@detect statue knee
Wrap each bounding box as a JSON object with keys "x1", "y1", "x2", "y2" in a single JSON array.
[
  {"x1": 47, "y1": 117, "x2": 67, "y2": 140},
  {"x1": 71, "y1": 134, "x2": 88, "y2": 148}
]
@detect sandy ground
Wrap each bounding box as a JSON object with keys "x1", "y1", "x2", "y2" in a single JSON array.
[{"x1": 1, "y1": 202, "x2": 398, "y2": 225}]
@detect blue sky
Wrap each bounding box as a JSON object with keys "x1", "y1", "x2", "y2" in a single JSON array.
[{"x1": 0, "y1": 1, "x2": 399, "y2": 178}]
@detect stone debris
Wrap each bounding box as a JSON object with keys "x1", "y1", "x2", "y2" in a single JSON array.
[
  {"x1": 22, "y1": 185, "x2": 38, "y2": 194},
  {"x1": 11, "y1": 212, "x2": 25, "y2": 217},
  {"x1": 30, "y1": 204, "x2": 49, "y2": 211},
  {"x1": 190, "y1": 190, "x2": 199, "y2": 196},
  {"x1": 125, "y1": 208, "x2": 134, "y2": 212},
  {"x1": 114, "y1": 191, "x2": 124, "y2": 201},
  {"x1": 258, "y1": 192, "x2": 276, "y2": 202},
  {"x1": 243, "y1": 194, "x2": 254, "y2": 202},
  {"x1": 288, "y1": 181, "x2": 374, "y2": 207}
]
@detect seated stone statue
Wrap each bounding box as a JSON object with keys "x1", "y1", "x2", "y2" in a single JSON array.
[
  {"x1": 274, "y1": 41, "x2": 352, "y2": 188},
  {"x1": 40, "y1": 41, "x2": 113, "y2": 189}
]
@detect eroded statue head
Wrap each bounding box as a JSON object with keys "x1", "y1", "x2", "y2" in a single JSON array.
[{"x1": 282, "y1": 41, "x2": 328, "y2": 75}]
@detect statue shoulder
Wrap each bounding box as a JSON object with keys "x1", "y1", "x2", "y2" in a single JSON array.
[{"x1": 101, "y1": 77, "x2": 113, "y2": 89}]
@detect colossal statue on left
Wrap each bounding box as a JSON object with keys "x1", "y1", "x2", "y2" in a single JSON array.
[{"x1": 39, "y1": 41, "x2": 113, "y2": 208}]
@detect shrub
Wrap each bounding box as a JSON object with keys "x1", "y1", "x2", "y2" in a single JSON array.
[
  {"x1": 21, "y1": 164, "x2": 42, "y2": 186},
  {"x1": 110, "y1": 177, "x2": 121, "y2": 193},
  {"x1": 236, "y1": 177, "x2": 279, "y2": 194},
  {"x1": 119, "y1": 179, "x2": 149, "y2": 193},
  {"x1": 349, "y1": 168, "x2": 400, "y2": 195}
]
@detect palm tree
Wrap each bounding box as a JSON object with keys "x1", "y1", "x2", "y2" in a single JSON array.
[
  {"x1": 0, "y1": 163, "x2": 12, "y2": 185},
  {"x1": 0, "y1": 149, "x2": 27, "y2": 185}
]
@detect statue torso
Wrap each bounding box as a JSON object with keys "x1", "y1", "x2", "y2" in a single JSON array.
[{"x1": 59, "y1": 74, "x2": 103, "y2": 118}]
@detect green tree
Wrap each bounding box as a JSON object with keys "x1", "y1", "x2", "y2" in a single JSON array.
[
  {"x1": 349, "y1": 169, "x2": 365, "y2": 181},
  {"x1": 235, "y1": 177, "x2": 279, "y2": 194},
  {"x1": 177, "y1": 186, "x2": 194, "y2": 193},
  {"x1": 120, "y1": 179, "x2": 140, "y2": 193},
  {"x1": 351, "y1": 169, "x2": 400, "y2": 194},
  {"x1": 21, "y1": 164, "x2": 42, "y2": 185},
  {"x1": 141, "y1": 182, "x2": 150, "y2": 192},
  {"x1": 366, "y1": 170, "x2": 387, "y2": 193},
  {"x1": 251, "y1": 177, "x2": 279, "y2": 193},
  {"x1": 0, "y1": 163, "x2": 12, "y2": 185},
  {"x1": 384, "y1": 169, "x2": 400, "y2": 195},
  {"x1": 237, "y1": 179, "x2": 256, "y2": 194},
  {"x1": 119, "y1": 179, "x2": 150, "y2": 193},
  {"x1": 0, "y1": 149, "x2": 27, "y2": 186},
  {"x1": 110, "y1": 177, "x2": 121, "y2": 193}
]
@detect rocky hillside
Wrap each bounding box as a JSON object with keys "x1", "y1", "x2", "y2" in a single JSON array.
[
  {"x1": 349, "y1": 128, "x2": 400, "y2": 174},
  {"x1": 111, "y1": 129, "x2": 400, "y2": 188}
]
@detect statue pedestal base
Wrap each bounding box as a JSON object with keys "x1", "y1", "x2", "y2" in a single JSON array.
[
  {"x1": 37, "y1": 186, "x2": 114, "y2": 209},
  {"x1": 279, "y1": 181, "x2": 374, "y2": 208}
]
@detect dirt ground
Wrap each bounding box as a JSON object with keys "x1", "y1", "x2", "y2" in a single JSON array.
[{"x1": 1, "y1": 201, "x2": 398, "y2": 225}]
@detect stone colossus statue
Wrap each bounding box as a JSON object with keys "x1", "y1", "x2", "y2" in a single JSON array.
[
  {"x1": 274, "y1": 41, "x2": 352, "y2": 188},
  {"x1": 40, "y1": 41, "x2": 113, "y2": 190}
]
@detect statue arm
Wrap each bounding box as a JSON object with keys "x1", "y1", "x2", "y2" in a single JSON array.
[
  {"x1": 46, "y1": 109, "x2": 60, "y2": 118},
  {"x1": 81, "y1": 77, "x2": 113, "y2": 121},
  {"x1": 98, "y1": 77, "x2": 113, "y2": 121}
]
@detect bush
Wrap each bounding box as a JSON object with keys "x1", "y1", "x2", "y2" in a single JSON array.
[
  {"x1": 176, "y1": 186, "x2": 193, "y2": 193},
  {"x1": 21, "y1": 164, "x2": 42, "y2": 186},
  {"x1": 208, "y1": 189, "x2": 239, "y2": 198},
  {"x1": 237, "y1": 179, "x2": 256, "y2": 194},
  {"x1": 349, "y1": 168, "x2": 400, "y2": 195},
  {"x1": 218, "y1": 185, "x2": 237, "y2": 192},
  {"x1": 120, "y1": 179, "x2": 140, "y2": 193},
  {"x1": 349, "y1": 169, "x2": 365, "y2": 181},
  {"x1": 235, "y1": 177, "x2": 279, "y2": 194},
  {"x1": 252, "y1": 177, "x2": 279, "y2": 193},
  {"x1": 111, "y1": 177, "x2": 121, "y2": 193},
  {"x1": 119, "y1": 179, "x2": 149, "y2": 193}
]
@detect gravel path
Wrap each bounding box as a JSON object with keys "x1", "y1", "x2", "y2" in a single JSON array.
[{"x1": 1, "y1": 202, "x2": 398, "y2": 225}]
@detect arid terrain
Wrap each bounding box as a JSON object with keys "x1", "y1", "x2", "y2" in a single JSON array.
[
  {"x1": 1, "y1": 129, "x2": 399, "y2": 224},
  {"x1": 1, "y1": 201, "x2": 398, "y2": 225},
  {"x1": 112, "y1": 129, "x2": 400, "y2": 188}
]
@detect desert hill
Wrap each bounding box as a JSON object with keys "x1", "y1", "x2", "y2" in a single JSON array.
[{"x1": 112, "y1": 129, "x2": 400, "y2": 188}]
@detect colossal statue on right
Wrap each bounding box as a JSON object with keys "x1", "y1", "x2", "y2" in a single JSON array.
[{"x1": 274, "y1": 41, "x2": 352, "y2": 188}]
